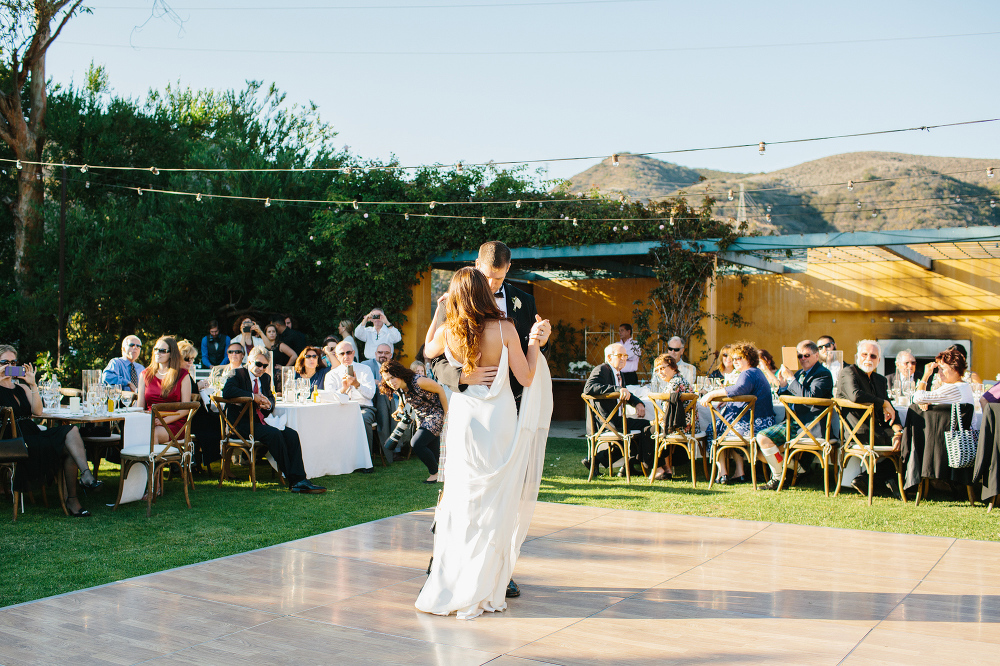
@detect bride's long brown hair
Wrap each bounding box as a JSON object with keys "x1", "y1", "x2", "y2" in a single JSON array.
[{"x1": 445, "y1": 267, "x2": 506, "y2": 375}]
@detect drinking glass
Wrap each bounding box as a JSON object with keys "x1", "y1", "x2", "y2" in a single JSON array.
[{"x1": 108, "y1": 385, "x2": 122, "y2": 411}]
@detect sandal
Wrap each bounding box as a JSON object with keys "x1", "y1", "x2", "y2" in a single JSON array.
[{"x1": 65, "y1": 496, "x2": 92, "y2": 518}]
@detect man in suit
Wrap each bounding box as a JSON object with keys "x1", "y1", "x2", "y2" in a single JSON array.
[
  {"x1": 886, "y1": 349, "x2": 917, "y2": 389},
  {"x1": 582, "y1": 342, "x2": 652, "y2": 474},
  {"x1": 362, "y1": 343, "x2": 403, "y2": 458},
  {"x1": 221, "y1": 346, "x2": 326, "y2": 493},
  {"x1": 756, "y1": 340, "x2": 833, "y2": 490},
  {"x1": 836, "y1": 339, "x2": 903, "y2": 496}
]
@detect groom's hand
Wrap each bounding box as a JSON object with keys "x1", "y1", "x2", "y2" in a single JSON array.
[
  {"x1": 529, "y1": 315, "x2": 551, "y2": 347},
  {"x1": 460, "y1": 365, "x2": 498, "y2": 386}
]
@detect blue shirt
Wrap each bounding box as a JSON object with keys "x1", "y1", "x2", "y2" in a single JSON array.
[
  {"x1": 102, "y1": 356, "x2": 145, "y2": 389},
  {"x1": 201, "y1": 334, "x2": 232, "y2": 368},
  {"x1": 725, "y1": 367, "x2": 776, "y2": 421}
]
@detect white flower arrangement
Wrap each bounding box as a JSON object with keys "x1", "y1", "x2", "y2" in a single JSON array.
[{"x1": 568, "y1": 360, "x2": 594, "y2": 379}]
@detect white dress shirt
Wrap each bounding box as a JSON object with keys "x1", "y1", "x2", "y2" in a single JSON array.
[
  {"x1": 678, "y1": 360, "x2": 696, "y2": 386},
  {"x1": 354, "y1": 324, "x2": 402, "y2": 359},
  {"x1": 324, "y1": 362, "x2": 376, "y2": 407},
  {"x1": 621, "y1": 337, "x2": 640, "y2": 374}
]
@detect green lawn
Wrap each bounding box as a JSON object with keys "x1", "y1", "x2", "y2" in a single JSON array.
[{"x1": 3, "y1": 436, "x2": 997, "y2": 608}]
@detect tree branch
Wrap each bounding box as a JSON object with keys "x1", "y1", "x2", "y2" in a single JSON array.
[{"x1": 37, "y1": 0, "x2": 86, "y2": 55}]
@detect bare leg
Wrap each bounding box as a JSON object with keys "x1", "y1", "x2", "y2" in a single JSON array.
[
  {"x1": 63, "y1": 455, "x2": 83, "y2": 514},
  {"x1": 154, "y1": 426, "x2": 171, "y2": 444},
  {"x1": 63, "y1": 427, "x2": 97, "y2": 486},
  {"x1": 732, "y1": 451, "x2": 746, "y2": 477}
]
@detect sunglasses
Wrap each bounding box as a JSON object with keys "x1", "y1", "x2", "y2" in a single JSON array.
[
  {"x1": 797, "y1": 352, "x2": 813, "y2": 359},
  {"x1": 667, "y1": 346, "x2": 682, "y2": 352},
  {"x1": 336, "y1": 350, "x2": 354, "y2": 357},
  {"x1": 154, "y1": 347, "x2": 170, "y2": 354},
  {"x1": 859, "y1": 352, "x2": 879, "y2": 359},
  {"x1": 0, "y1": 359, "x2": 18, "y2": 366},
  {"x1": 254, "y1": 361, "x2": 269, "y2": 369},
  {"x1": 304, "y1": 354, "x2": 319, "y2": 359},
  {"x1": 818, "y1": 343, "x2": 833, "y2": 350},
  {"x1": 184, "y1": 357, "x2": 196, "y2": 363},
  {"x1": 127, "y1": 342, "x2": 141, "y2": 348},
  {"x1": 228, "y1": 350, "x2": 244, "y2": 355}
]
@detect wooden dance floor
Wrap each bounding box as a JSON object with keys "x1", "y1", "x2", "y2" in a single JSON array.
[{"x1": 2, "y1": 502, "x2": 999, "y2": 665}]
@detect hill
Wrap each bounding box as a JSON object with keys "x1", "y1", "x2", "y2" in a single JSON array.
[{"x1": 561, "y1": 152, "x2": 1000, "y2": 234}]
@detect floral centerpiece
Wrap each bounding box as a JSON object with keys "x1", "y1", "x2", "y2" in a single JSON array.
[{"x1": 568, "y1": 360, "x2": 594, "y2": 379}]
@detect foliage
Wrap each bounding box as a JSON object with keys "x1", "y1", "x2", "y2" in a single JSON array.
[
  {"x1": 632, "y1": 194, "x2": 752, "y2": 369},
  {"x1": 547, "y1": 318, "x2": 586, "y2": 377}
]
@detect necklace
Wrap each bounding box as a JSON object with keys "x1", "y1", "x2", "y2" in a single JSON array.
[{"x1": 156, "y1": 368, "x2": 168, "y2": 377}]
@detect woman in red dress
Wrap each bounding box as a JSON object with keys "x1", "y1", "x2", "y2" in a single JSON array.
[{"x1": 137, "y1": 336, "x2": 192, "y2": 442}]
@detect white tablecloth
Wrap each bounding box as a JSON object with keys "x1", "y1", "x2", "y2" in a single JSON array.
[{"x1": 273, "y1": 400, "x2": 371, "y2": 476}]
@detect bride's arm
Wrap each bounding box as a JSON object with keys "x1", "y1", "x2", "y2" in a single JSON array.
[
  {"x1": 424, "y1": 293, "x2": 447, "y2": 348},
  {"x1": 504, "y1": 320, "x2": 538, "y2": 387},
  {"x1": 424, "y1": 325, "x2": 447, "y2": 359}
]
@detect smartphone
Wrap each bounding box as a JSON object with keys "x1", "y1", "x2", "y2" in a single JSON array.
[
  {"x1": 3, "y1": 365, "x2": 25, "y2": 377},
  {"x1": 371, "y1": 314, "x2": 381, "y2": 320},
  {"x1": 346, "y1": 365, "x2": 355, "y2": 378}
]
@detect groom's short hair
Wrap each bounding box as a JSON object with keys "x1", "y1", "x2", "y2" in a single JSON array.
[{"x1": 478, "y1": 241, "x2": 511, "y2": 269}]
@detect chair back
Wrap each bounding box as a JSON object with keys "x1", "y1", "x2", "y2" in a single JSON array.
[
  {"x1": 211, "y1": 395, "x2": 255, "y2": 447},
  {"x1": 708, "y1": 395, "x2": 757, "y2": 445},
  {"x1": 149, "y1": 402, "x2": 200, "y2": 461},
  {"x1": 0, "y1": 406, "x2": 16, "y2": 440},
  {"x1": 834, "y1": 398, "x2": 875, "y2": 450},
  {"x1": 582, "y1": 392, "x2": 628, "y2": 442},
  {"x1": 780, "y1": 396, "x2": 837, "y2": 449},
  {"x1": 647, "y1": 392, "x2": 698, "y2": 440}
]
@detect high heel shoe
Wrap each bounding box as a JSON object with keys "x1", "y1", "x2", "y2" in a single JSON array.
[
  {"x1": 80, "y1": 475, "x2": 104, "y2": 491},
  {"x1": 65, "y1": 496, "x2": 92, "y2": 517}
]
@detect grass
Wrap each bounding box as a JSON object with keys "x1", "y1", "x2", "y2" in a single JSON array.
[{"x1": 3, "y1": 436, "x2": 997, "y2": 609}]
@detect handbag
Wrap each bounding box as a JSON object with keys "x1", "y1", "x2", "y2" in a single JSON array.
[
  {"x1": 0, "y1": 437, "x2": 29, "y2": 462},
  {"x1": 943, "y1": 403, "x2": 978, "y2": 469}
]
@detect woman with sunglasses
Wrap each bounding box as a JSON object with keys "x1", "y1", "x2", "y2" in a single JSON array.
[
  {"x1": 137, "y1": 337, "x2": 192, "y2": 443},
  {"x1": 707, "y1": 344, "x2": 735, "y2": 382},
  {"x1": 177, "y1": 340, "x2": 222, "y2": 472},
  {"x1": 378, "y1": 359, "x2": 448, "y2": 483},
  {"x1": 294, "y1": 346, "x2": 330, "y2": 392},
  {"x1": 0, "y1": 344, "x2": 101, "y2": 517}
]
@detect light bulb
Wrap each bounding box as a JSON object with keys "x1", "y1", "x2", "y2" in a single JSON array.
[
  {"x1": 572, "y1": 218, "x2": 577, "y2": 226},
  {"x1": 316, "y1": 260, "x2": 322, "y2": 266},
  {"x1": 659, "y1": 224, "x2": 664, "y2": 230},
  {"x1": 989, "y1": 167, "x2": 994, "y2": 178},
  {"x1": 826, "y1": 251, "x2": 832, "y2": 259},
  {"x1": 623, "y1": 225, "x2": 629, "y2": 231},
  {"x1": 265, "y1": 198, "x2": 271, "y2": 207},
  {"x1": 872, "y1": 209, "x2": 879, "y2": 218},
  {"x1": 758, "y1": 141, "x2": 765, "y2": 155},
  {"x1": 196, "y1": 193, "x2": 202, "y2": 202},
  {"x1": 341, "y1": 167, "x2": 351, "y2": 175},
  {"x1": 611, "y1": 154, "x2": 619, "y2": 167},
  {"x1": 481, "y1": 216, "x2": 486, "y2": 225},
  {"x1": 515, "y1": 200, "x2": 522, "y2": 208},
  {"x1": 363, "y1": 212, "x2": 369, "y2": 218},
  {"x1": 955, "y1": 196, "x2": 961, "y2": 203},
  {"x1": 429, "y1": 201, "x2": 436, "y2": 209},
  {"x1": 137, "y1": 188, "x2": 142, "y2": 196},
  {"x1": 456, "y1": 162, "x2": 463, "y2": 174},
  {"x1": 765, "y1": 213, "x2": 771, "y2": 222},
  {"x1": 613, "y1": 226, "x2": 618, "y2": 231},
  {"x1": 80, "y1": 164, "x2": 88, "y2": 173},
  {"x1": 991, "y1": 200, "x2": 996, "y2": 208},
  {"x1": 85, "y1": 181, "x2": 90, "y2": 188},
  {"x1": 15, "y1": 160, "x2": 22, "y2": 169},
  {"x1": 766, "y1": 204, "x2": 771, "y2": 213},
  {"x1": 847, "y1": 180, "x2": 854, "y2": 191},
  {"x1": 619, "y1": 194, "x2": 625, "y2": 203},
  {"x1": 309, "y1": 235, "x2": 314, "y2": 240},
  {"x1": 352, "y1": 200, "x2": 358, "y2": 210},
  {"x1": 150, "y1": 166, "x2": 159, "y2": 175},
  {"x1": 405, "y1": 213, "x2": 410, "y2": 220},
  {"x1": 728, "y1": 189, "x2": 734, "y2": 201},
  {"x1": 538, "y1": 202, "x2": 543, "y2": 208},
  {"x1": 856, "y1": 200, "x2": 862, "y2": 209}
]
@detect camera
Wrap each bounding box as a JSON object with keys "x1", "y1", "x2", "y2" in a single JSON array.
[
  {"x1": 385, "y1": 409, "x2": 414, "y2": 449},
  {"x1": 372, "y1": 314, "x2": 381, "y2": 320},
  {"x1": 242, "y1": 324, "x2": 252, "y2": 333}
]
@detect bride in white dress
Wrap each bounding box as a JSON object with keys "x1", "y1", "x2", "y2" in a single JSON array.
[{"x1": 416, "y1": 267, "x2": 553, "y2": 620}]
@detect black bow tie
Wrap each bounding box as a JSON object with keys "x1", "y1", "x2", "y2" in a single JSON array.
[{"x1": 494, "y1": 291, "x2": 503, "y2": 298}]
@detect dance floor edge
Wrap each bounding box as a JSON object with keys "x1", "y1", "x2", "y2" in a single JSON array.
[{"x1": 2, "y1": 502, "x2": 999, "y2": 666}]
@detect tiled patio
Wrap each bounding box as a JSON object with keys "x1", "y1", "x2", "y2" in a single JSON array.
[{"x1": 2, "y1": 502, "x2": 998, "y2": 665}]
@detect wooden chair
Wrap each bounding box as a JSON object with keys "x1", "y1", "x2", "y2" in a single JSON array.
[
  {"x1": 776, "y1": 397, "x2": 839, "y2": 496},
  {"x1": 0, "y1": 407, "x2": 23, "y2": 521},
  {"x1": 834, "y1": 399, "x2": 905, "y2": 505},
  {"x1": 113, "y1": 401, "x2": 199, "y2": 517},
  {"x1": 706, "y1": 395, "x2": 759, "y2": 490},
  {"x1": 582, "y1": 392, "x2": 641, "y2": 483},
  {"x1": 647, "y1": 392, "x2": 708, "y2": 487},
  {"x1": 212, "y1": 395, "x2": 264, "y2": 490}
]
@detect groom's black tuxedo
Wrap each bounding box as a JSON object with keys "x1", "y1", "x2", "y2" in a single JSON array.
[{"x1": 430, "y1": 279, "x2": 541, "y2": 402}]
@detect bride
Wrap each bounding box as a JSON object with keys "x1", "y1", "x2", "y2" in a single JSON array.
[{"x1": 415, "y1": 267, "x2": 552, "y2": 619}]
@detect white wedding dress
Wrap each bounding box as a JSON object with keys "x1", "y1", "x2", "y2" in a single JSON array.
[{"x1": 415, "y1": 324, "x2": 553, "y2": 619}]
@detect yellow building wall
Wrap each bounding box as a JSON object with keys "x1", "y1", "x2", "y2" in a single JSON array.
[
  {"x1": 398, "y1": 270, "x2": 433, "y2": 366},
  {"x1": 401, "y1": 257, "x2": 1000, "y2": 379}
]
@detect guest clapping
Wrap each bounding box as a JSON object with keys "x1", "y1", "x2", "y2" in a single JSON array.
[
  {"x1": 137, "y1": 337, "x2": 192, "y2": 444},
  {"x1": 295, "y1": 346, "x2": 330, "y2": 392},
  {"x1": 380, "y1": 359, "x2": 448, "y2": 483}
]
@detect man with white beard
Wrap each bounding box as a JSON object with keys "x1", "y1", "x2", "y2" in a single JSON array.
[{"x1": 835, "y1": 339, "x2": 904, "y2": 496}]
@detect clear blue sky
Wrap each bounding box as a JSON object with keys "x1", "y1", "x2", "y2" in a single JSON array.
[{"x1": 46, "y1": 0, "x2": 999, "y2": 182}]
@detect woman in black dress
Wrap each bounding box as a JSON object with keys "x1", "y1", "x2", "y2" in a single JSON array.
[
  {"x1": 178, "y1": 340, "x2": 222, "y2": 472},
  {"x1": 378, "y1": 359, "x2": 448, "y2": 483},
  {"x1": 0, "y1": 344, "x2": 100, "y2": 516}
]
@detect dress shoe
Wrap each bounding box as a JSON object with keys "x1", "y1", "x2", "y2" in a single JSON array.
[
  {"x1": 291, "y1": 479, "x2": 327, "y2": 494},
  {"x1": 885, "y1": 477, "x2": 902, "y2": 500},
  {"x1": 851, "y1": 475, "x2": 870, "y2": 495},
  {"x1": 716, "y1": 475, "x2": 729, "y2": 485},
  {"x1": 761, "y1": 477, "x2": 783, "y2": 491},
  {"x1": 80, "y1": 475, "x2": 103, "y2": 491},
  {"x1": 654, "y1": 468, "x2": 670, "y2": 481},
  {"x1": 506, "y1": 580, "x2": 520, "y2": 598}
]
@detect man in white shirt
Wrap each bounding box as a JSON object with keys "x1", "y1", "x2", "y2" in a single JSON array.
[
  {"x1": 324, "y1": 340, "x2": 379, "y2": 459},
  {"x1": 362, "y1": 343, "x2": 401, "y2": 454},
  {"x1": 355, "y1": 308, "x2": 402, "y2": 360},
  {"x1": 667, "y1": 336, "x2": 697, "y2": 385},
  {"x1": 618, "y1": 323, "x2": 641, "y2": 386}
]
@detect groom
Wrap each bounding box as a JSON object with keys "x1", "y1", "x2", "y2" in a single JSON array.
[{"x1": 429, "y1": 240, "x2": 552, "y2": 599}]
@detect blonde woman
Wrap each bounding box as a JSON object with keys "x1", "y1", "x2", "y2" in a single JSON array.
[{"x1": 137, "y1": 336, "x2": 192, "y2": 444}]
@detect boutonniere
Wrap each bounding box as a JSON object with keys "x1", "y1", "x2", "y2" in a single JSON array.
[{"x1": 512, "y1": 296, "x2": 522, "y2": 312}]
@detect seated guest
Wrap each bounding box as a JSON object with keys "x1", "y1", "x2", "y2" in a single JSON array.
[
  {"x1": 338, "y1": 320, "x2": 359, "y2": 358},
  {"x1": 410, "y1": 361, "x2": 426, "y2": 376},
  {"x1": 103, "y1": 335, "x2": 145, "y2": 391},
  {"x1": 200, "y1": 320, "x2": 231, "y2": 369},
  {"x1": 294, "y1": 346, "x2": 330, "y2": 392},
  {"x1": 582, "y1": 342, "x2": 651, "y2": 476},
  {"x1": 137, "y1": 337, "x2": 193, "y2": 444},
  {"x1": 912, "y1": 348, "x2": 974, "y2": 407},
  {"x1": 756, "y1": 340, "x2": 833, "y2": 490},
  {"x1": 0, "y1": 344, "x2": 100, "y2": 517},
  {"x1": 886, "y1": 349, "x2": 917, "y2": 389},
  {"x1": 666, "y1": 336, "x2": 697, "y2": 385},
  {"x1": 263, "y1": 323, "x2": 297, "y2": 369},
  {"x1": 699, "y1": 341, "x2": 776, "y2": 485},
  {"x1": 321, "y1": 335, "x2": 342, "y2": 369},
  {"x1": 270, "y1": 314, "x2": 307, "y2": 365},
  {"x1": 817, "y1": 335, "x2": 837, "y2": 363},
  {"x1": 707, "y1": 344, "x2": 735, "y2": 382},
  {"x1": 355, "y1": 308, "x2": 402, "y2": 360},
  {"x1": 618, "y1": 323, "x2": 641, "y2": 386},
  {"x1": 648, "y1": 353, "x2": 694, "y2": 480},
  {"x1": 232, "y1": 316, "x2": 265, "y2": 356},
  {"x1": 209, "y1": 343, "x2": 245, "y2": 385},
  {"x1": 177, "y1": 340, "x2": 222, "y2": 471},
  {"x1": 379, "y1": 359, "x2": 448, "y2": 483},
  {"x1": 923, "y1": 344, "x2": 982, "y2": 391},
  {"x1": 836, "y1": 339, "x2": 903, "y2": 495},
  {"x1": 222, "y1": 346, "x2": 326, "y2": 493},
  {"x1": 363, "y1": 343, "x2": 399, "y2": 456},
  {"x1": 758, "y1": 349, "x2": 780, "y2": 389},
  {"x1": 324, "y1": 340, "x2": 378, "y2": 461}
]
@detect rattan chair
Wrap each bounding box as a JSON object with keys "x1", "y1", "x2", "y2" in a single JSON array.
[
  {"x1": 776, "y1": 396, "x2": 839, "y2": 496},
  {"x1": 706, "y1": 395, "x2": 759, "y2": 490},
  {"x1": 113, "y1": 401, "x2": 199, "y2": 517},
  {"x1": 582, "y1": 392, "x2": 641, "y2": 483},
  {"x1": 647, "y1": 392, "x2": 707, "y2": 487},
  {"x1": 834, "y1": 398, "x2": 905, "y2": 505}
]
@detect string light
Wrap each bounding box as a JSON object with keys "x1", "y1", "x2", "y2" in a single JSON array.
[
  {"x1": 429, "y1": 201, "x2": 436, "y2": 209},
  {"x1": 623, "y1": 225, "x2": 629, "y2": 230},
  {"x1": 758, "y1": 141, "x2": 765, "y2": 155},
  {"x1": 196, "y1": 193, "x2": 202, "y2": 202},
  {"x1": 992, "y1": 200, "x2": 997, "y2": 208},
  {"x1": 404, "y1": 213, "x2": 410, "y2": 220},
  {"x1": 847, "y1": 180, "x2": 854, "y2": 191},
  {"x1": 363, "y1": 212, "x2": 369, "y2": 218},
  {"x1": 352, "y1": 200, "x2": 358, "y2": 210},
  {"x1": 611, "y1": 154, "x2": 619, "y2": 167},
  {"x1": 85, "y1": 181, "x2": 90, "y2": 188},
  {"x1": 872, "y1": 209, "x2": 879, "y2": 217},
  {"x1": 481, "y1": 216, "x2": 486, "y2": 224},
  {"x1": 728, "y1": 189, "x2": 734, "y2": 201},
  {"x1": 456, "y1": 162, "x2": 463, "y2": 174},
  {"x1": 265, "y1": 198, "x2": 271, "y2": 207},
  {"x1": 137, "y1": 187, "x2": 142, "y2": 196},
  {"x1": 856, "y1": 200, "x2": 862, "y2": 209},
  {"x1": 955, "y1": 195, "x2": 961, "y2": 203},
  {"x1": 80, "y1": 164, "x2": 88, "y2": 173},
  {"x1": 150, "y1": 167, "x2": 159, "y2": 175},
  {"x1": 659, "y1": 224, "x2": 664, "y2": 229},
  {"x1": 15, "y1": 160, "x2": 21, "y2": 169},
  {"x1": 572, "y1": 218, "x2": 577, "y2": 226},
  {"x1": 765, "y1": 204, "x2": 772, "y2": 213},
  {"x1": 765, "y1": 213, "x2": 772, "y2": 222},
  {"x1": 989, "y1": 167, "x2": 994, "y2": 178},
  {"x1": 515, "y1": 200, "x2": 522, "y2": 208}
]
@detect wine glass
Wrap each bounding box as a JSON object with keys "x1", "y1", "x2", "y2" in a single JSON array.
[{"x1": 108, "y1": 385, "x2": 122, "y2": 411}]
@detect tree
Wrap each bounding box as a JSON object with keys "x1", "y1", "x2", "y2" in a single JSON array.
[{"x1": 0, "y1": 0, "x2": 87, "y2": 287}]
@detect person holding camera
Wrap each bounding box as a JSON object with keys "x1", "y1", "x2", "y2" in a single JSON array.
[
  {"x1": 323, "y1": 340, "x2": 378, "y2": 464},
  {"x1": 355, "y1": 308, "x2": 401, "y2": 360},
  {"x1": 232, "y1": 316, "x2": 266, "y2": 356},
  {"x1": 379, "y1": 359, "x2": 447, "y2": 483}
]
